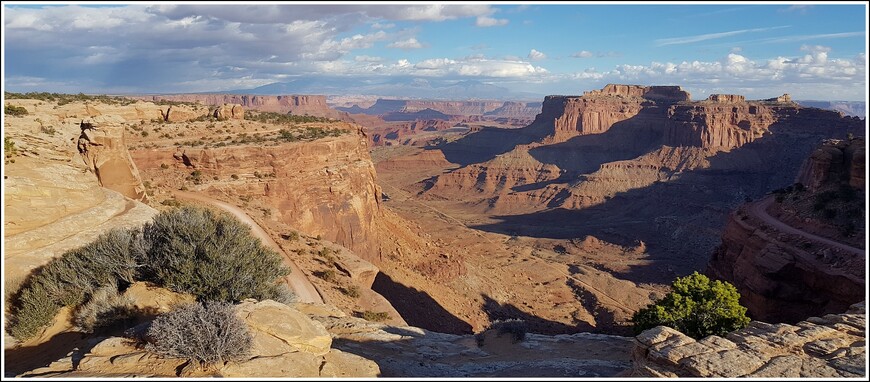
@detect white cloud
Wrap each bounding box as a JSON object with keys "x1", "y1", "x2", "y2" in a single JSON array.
[
  {"x1": 355, "y1": 55, "x2": 383, "y2": 62},
  {"x1": 567, "y1": 45, "x2": 865, "y2": 100},
  {"x1": 371, "y1": 22, "x2": 395, "y2": 29},
  {"x1": 368, "y1": 4, "x2": 493, "y2": 21},
  {"x1": 388, "y1": 37, "x2": 424, "y2": 49},
  {"x1": 476, "y1": 15, "x2": 508, "y2": 27},
  {"x1": 528, "y1": 49, "x2": 547, "y2": 61},
  {"x1": 415, "y1": 58, "x2": 457, "y2": 70},
  {"x1": 780, "y1": 5, "x2": 813, "y2": 14},
  {"x1": 571, "y1": 50, "x2": 594, "y2": 58}
]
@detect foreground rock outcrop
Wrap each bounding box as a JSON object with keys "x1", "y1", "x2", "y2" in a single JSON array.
[
  {"x1": 632, "y1": 302, "x2": 866, "y2": 377},
  {"x1": 3, "y1": 100, "x2": 161, "y2": 283},
  {"x1": 302, "y1": 304, "x2": 635, "y2": 377},
  {"x1": 18, "y1": 300, "x2": 379, "y2": 378}
]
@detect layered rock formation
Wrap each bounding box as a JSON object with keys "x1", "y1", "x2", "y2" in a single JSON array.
[
  {"x1": 707, "y1": 201, "x2": 864, "y2": 322},
  {"x1": 632, "y1": 302, "x2": 866, "y2": 377},
  {"x1": 484, "y1": 101, "x2": 543, "y2": 118},
  {"x1": 581, "y1": 84, "x2": 691, "y2": 102},
  {"x1": 796, "y1": 138, "x2": 865, "y2": 191},
  {"x1": 339, "y1": 99, "x2": 541, "y2": 119},
  {"x1": 77, "y1": 116, "x2": 149, "y2": 201},
  {"x1": 134, "y1": 94, "x2": 341, "y2": 119},
  {"x1": 130, "y1": 123, "x2": 391, "y2": 263},
  {"x1": 416, "y1": 84, "x2": 863, "y2": 282},
  {"x1": 369, "y1": 119, "x2": 457, "y2": 146},
  {"x1": 211, "y1": 103, "x2": 244, "y2": 120}
]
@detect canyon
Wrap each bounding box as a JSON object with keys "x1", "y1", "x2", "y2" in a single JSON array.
[{"x1": 3, "y1": 84, "x2": 866, "y2": 377}]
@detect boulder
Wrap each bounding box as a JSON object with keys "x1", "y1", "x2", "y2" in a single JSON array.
[
  {"x1": 234, "y1": 299, "x2": 332, "y2": 356},
  {"x1": 122, "y1": 282, "x2": 195, "y2": 315},
  {"x1": 212, "y1": 103, "x2": 244, "y2": 120}
]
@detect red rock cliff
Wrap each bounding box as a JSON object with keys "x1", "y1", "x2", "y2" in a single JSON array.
[
  {"x1": 133, "y1": 94, "x2": 340, "y2": 118},
  {"x1": 707, "y1": 200, "x2": 864, "y2": 323},
  {"x1": 796, "y1": 138, "x2": 865, "y2": 191},
  {"x1": 131, "y1": 125, "x2": 387, "y2": 262}
]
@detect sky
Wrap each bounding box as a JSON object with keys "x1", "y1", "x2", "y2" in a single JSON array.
[{"x1": 2, "y1": 2, "x2": 868, "y2": 101}]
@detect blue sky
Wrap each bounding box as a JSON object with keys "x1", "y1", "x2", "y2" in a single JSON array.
[{"x1": 3, "y1": 2, "x2": 868, "y2": 100}]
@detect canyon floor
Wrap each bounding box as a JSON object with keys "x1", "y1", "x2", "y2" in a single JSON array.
[{"x1": 371, "y1": 144, "x2": 670, "y2": 335}]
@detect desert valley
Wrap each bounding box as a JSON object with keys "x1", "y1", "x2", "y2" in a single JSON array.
[{"x1": 2, "y1": 2, "x2": 867, "y2": 379}]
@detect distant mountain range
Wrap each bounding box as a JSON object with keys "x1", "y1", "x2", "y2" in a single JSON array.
[{"x1": 223, "y1": 78, "x2": 543, "y2": 101}]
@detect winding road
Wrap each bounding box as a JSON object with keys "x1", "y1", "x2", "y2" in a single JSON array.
[
  {"x1": 750, "y1": 196, "x2": 865, "y2": 257},
  {"x1": 171, "y1": 191, "x2": 324, "y2": 304}
]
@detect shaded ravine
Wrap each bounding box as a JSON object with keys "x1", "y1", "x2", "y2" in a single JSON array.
[{"x1": 171, "y1": 191, "x2": 324, "y2": 304}]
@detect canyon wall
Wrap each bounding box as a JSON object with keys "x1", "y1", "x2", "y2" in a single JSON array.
[
  {"x1": 796, "y1": 138, "x2": 865, "y2": 191},
  {"x1": 131, "y1": 124, "x2": 387, "y2": 262},
  {"x1": 132, "y1": 94, "x2": 342, "y2": 118},
  {"x1": 427, "y1": 85, "x2": 864, "y2": 212},
  {"x1": 707, "y1": 204, "x2": 864, "y2": 322},
  {"x1": 340, "y1": 99, "x2": 542, "y2": 119}
]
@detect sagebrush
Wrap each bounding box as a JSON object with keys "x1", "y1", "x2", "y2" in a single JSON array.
[
  {"x1": 7, "y1": 206, "x2": 290, "y2": 340},
  {"x1": 146, "y1": 301, "x2": 252, "y2": 366},
  {"x1": 73, "y1": 283, "x2": 136, "y2": 333},
  {"x1": 7, "y1": 229, "x2": 142, "y2": 339},
  {"x1": 142, "y1": 206, "x2": 289, "y2": 302}
]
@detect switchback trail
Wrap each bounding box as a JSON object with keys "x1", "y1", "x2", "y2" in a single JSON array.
[
  {"x1": 750, "y1": 196, "x2": 864, "y2": 257},
  {"x1": 172, "y1": 191, "x2": 324, "y2": 304}
]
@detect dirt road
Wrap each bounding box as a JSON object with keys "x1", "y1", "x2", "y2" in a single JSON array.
[
  {"x1": 171, "y1": 191, "x2": 323, "y2": 304},
  {"x1": 750, "y1": 196, "x2": 864, "y2": 256}
]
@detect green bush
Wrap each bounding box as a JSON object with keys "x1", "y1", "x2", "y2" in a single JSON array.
[
  {"x1": 141, "y1": 206, "x2": 289, "y2": 302},
  {"x1": 631, "y1": 272, "x2": 750, "y2": 339},
  {"x1": 313, "y1": 269, "x2": 336, "y2": 282},
  {"x1": 358, "y1": 310, "x2": 390, "y2": 322},
  {"x1": 7, "y1": 206, "x2": 290, "y2": 340},
  {"x1": 72, "y1": 283, "x2": 136, "y2": 333},
  {"x1": 5, "y1": 137, "x2": 18, "y2": 159},
  {"x1": 7, "y1": 229, "x2": 142, "y2": 339},
  {"x1": 4, "y1": 104, "x2": 29, "y2": 116},
  {"x1": 477, "y1": 318, "x2": 527, "y2": 345},
  {"x1": 145, "y1": 301, "x2": 252, "y2": 367},
  {"x1": 341, "y1": 285, "x2": 361, "y2": 298}
]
